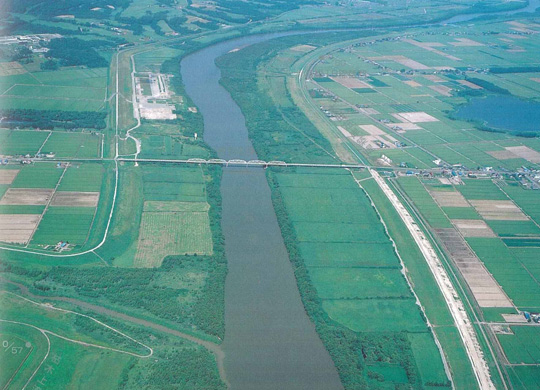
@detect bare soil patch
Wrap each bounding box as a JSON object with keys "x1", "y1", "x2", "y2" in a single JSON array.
[
  {"x1": 331, "y1": 76, "x2": 372, "y2": 89},
  {"x1": 369, "y1": 55, "x2": 430, "y2": 70},
  {"x1": 424, "y1": 75, "x2": 444, "y2": 83},
  {"x1": 505, "y1": 146, "x2": 540, "y2": 163},
  {"x1": 429, "y1": 85, "x2": 452, "y2": 96},
  {"x1": 393, "y1": 112, "x2": 439, "y2": 123},
  {"x1": 390, "y1": 122, "x2": 423, "y2": 131},
  {"x1": 450, "y1": 38, "x2": 484, "y2": 47},
  {"x1": 0, "y1": 214, "x2": 40, "y2": 244},
  {"x1": 0, "y1": 170, "x2": 19, "y2": 184},
  {"x1": 0, "y1": 62, "x2": 27, "y2": 76},
  {"x1": 457, "y1": 80, "x2": 483, "y2": 89},
  {"x1": 487, "y1": 150, "x2": 517, "y2": 160},
  {"x1": 358, "y1": 107, "x2": 379, "y2": 115},
  {"x1": 403, "y1": 80, "x2": 421, "y2": 87},
  {"x1": 51, "y1": 191, "x2": 100, "y2": 207},
  {"x1": 359, "y1": 124, "x2": 385, "y2": 135},
  {"x1": 0, "y1": 188, "x2": 54, "y2": 205},
  {"x1": 430, "y1": 190, "x2": 469, "y2": 207},
  {"x1": 452, "y1": 219, "x2": 496, "y2": 237},
  {"x1": 435, "y1": 228, "x2": 513, "y2": 307},
  {"x1": 470, "y1": 200, "x2": 528, "y2": 221}
]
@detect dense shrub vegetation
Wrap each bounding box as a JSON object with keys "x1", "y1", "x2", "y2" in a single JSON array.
[
  {"x1": 0, "y1": 109, "x2": 107, "y2": 130},
  {"x1": 45, "y1": 38, "x2": 112, "y2": 68}
]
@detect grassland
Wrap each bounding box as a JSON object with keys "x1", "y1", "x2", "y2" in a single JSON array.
[
  {"x1": 269, "y1": 167, "x2": 450, "y2": 389},
  {"x1": 0, "y1": 289, "x2": 225, "y2": 390},
  {"x1": 134, "y1": 202, "x2": 213, "y2": 267},
  {"x1": 0, "y1": 67, "x2": 108, "y2": 112}
]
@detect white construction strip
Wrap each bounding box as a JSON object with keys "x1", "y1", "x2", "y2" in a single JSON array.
[{"x1": 370, "y1": 169, "x2": 495, "y2": 390}]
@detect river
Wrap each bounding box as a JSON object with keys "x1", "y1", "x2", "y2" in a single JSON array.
[
  {"x1": 181, "y1": 34, "x2": 343, "y2": 390},
  {"x1": 179, "y1": 2, "x2": 540, "y2": 387}
]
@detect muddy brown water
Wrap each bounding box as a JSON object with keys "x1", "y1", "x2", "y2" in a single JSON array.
[{"x1": 181, "y1": 34, "x2": 343, "y2": 390}]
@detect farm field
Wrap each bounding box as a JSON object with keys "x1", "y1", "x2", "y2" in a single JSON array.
[
  {"x1": 95, "y1": 163, "x2": 218, "y2": 269},
  {"x1": 0, "y1": 130, "x2": 102, "y2": 158},
  {"x1": 3, "y1": 2, "x2": 540, "y2": 389},
  {"x1": 271, "y1": 167, "x2": 450, "y2": 389},
  {"x1": 301, "y1": 18, "x2": 540, "y2": 173},
  {"x1": 0, "y1": 67, "x2": 108, "y2": 112},
  {"x1": 498, "y1": 326, "x2": 540, "y2": 364},
  {"x1": 0, "y1": 162, "x2": 105, "y2": 249},
  {"x1": 134, "y1": 201, "x2": 213, "y2": 267}
]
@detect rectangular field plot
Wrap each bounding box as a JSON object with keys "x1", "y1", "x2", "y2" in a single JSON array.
[
  {"x1": 457, "y1": 180, "x2": 507, "y2": 200},
  {"x1": 11, "y1": 163, "x2": 63, "y2": 188},
  {"x1": 0, "y1": 96, "x2": 104, "y2": 112},
  {"x1": 429, "y1": 190, "x2": 469, "y2": 207},
  {"x1": 41, "y1": 132, "x2": 101, "y2": 158},
  {"x1": 508, "y1": 366, "x2": 540, "y2": 390},
  {"x1": 0, "y1": 214, "x2": 40, "y2": 244},
  {"x1": 58, "y1": 163, "x2": 104, "y2": 192},
  {"x1": 408, "y1": 333, "x2": 450, "y2": 387},
  {"x1": 309, "y1": 268, "x2": 410, "y2": 299},
  {"x1": 0, "y1": 130, "x2": 49, "y2": 156},
  {"x1": 5, "y1": 84, "x2": 103, "y2": 100},
  {"x1": 0, "y1": 188, "x2": 54, "y2": 205},
  {"x1": 397, "y1": 177, "x2": 452, "y2": 228},
  {"x1": 142, "y1": 165, "x2": 206, "y2": 202},
  {"x1": 498, "y1": 326, "x2": 540, "y2": 364},
  {"x1": 134, "y1": 202, "x2": 213, "y2": 268},
  {"x1": 442, "y1": 206, "x2": 481, "y2": 220},
  {"x1": 0, "y1": 169, "x2": 19, "y2": 184},
  {"x1": 436, "y1": 229, "x2": 512, "y2": 307},
  {"x1": 504, "y1": 185, "x2": 540, "y2": 226},
  {"x1": 299, "y1": 242, "x2": 399, "y2": 268},
  {"x1": 452, "y1": 219, "x2": 496, "y2": 237},
  {"x1": 469, "y1": 200, "x2": 528, "y2": 221},
  {"x1": 468, "y1": 238, "x2": 540, "y2": 308},
  {"x1": 32, "y1": 68, "x2": 108, "y2": 88},
  {"x1": 0, "y1": 68, "x2": 107, "y2": 112},
  {"x1": 323, "y1": 299, "x2": 427, "y2": 332},
  {"x1": 31, "y1": 207, "x2": 95, "y2": 245},
  {"x1": 51, "y1": 192, "x2": 99, "y2": 207},
  {"x1": 487, "y1": 220, "x2": 540, "y2": 237},
  {"x1": 294, "y1": 221, "x2": 382, "y2": 242}
]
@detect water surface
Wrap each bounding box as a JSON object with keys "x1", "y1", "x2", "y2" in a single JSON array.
[
  {"x1": 181, "y1": 34, "x2": 343, "y2": 390},
  {"x1": 455, "y1": 95, "x2": 540, "y2": 134}
]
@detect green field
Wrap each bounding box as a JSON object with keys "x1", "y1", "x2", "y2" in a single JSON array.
[
  {"x1": 134, "y1": 202, "x2": 213, "y2": 267},
  {"x1": 323, "y1": 299, "x2": 427, "y2": 332},
  {"x1": 58, "y1": 163, "x2": 104, "y2": 192},
  {"x1": 468, "y1": 237, "x2": 540, "y2": 309},
  {"x1": 41, "y1": 132, "x2": 102, "y2": 158},
  {"x1": 397, "y1": 177, "x2": 452, "y2": 228},
  {"x1": 31, "y1": 206, "x2": 96, "y2": 245},
  {"x1": 498, "y1": 326, "x2": 540, "y2": 364},
  {"x1": 0, "y1": 67, "x2": 108, "y2": 112},
  {"x1": 309, "y1": 268, "x2": 410, "y2": 299},
  {"x1": 0, "y1": 129, "x2": 49, "y2": 156},
  {"x1": 11, "y1": 163, "x2": 63, "y2": 189},
  {"x1": 271, "y1": 167, "x2": 448, "y2": 388}
]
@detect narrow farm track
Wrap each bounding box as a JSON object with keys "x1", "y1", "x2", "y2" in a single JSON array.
[{"x1": 2, "y1": 279, "x2": 229, "y2": 387}]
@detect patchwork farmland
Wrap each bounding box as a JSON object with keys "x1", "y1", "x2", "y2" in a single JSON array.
[
  {"x1": 0, "y1": 162, "x2": 105, "y2": 250},
  {"x1": 3, "y1": 2, "x2": 540, "y2": 390}
]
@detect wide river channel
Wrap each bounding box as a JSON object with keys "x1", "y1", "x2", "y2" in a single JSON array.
[
  {"x1": 179, "y1": 1, "x2": 540, "y2": 387},
  {"x1": 181, "y1": 33, "x2": 343, "y2": 390}
]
